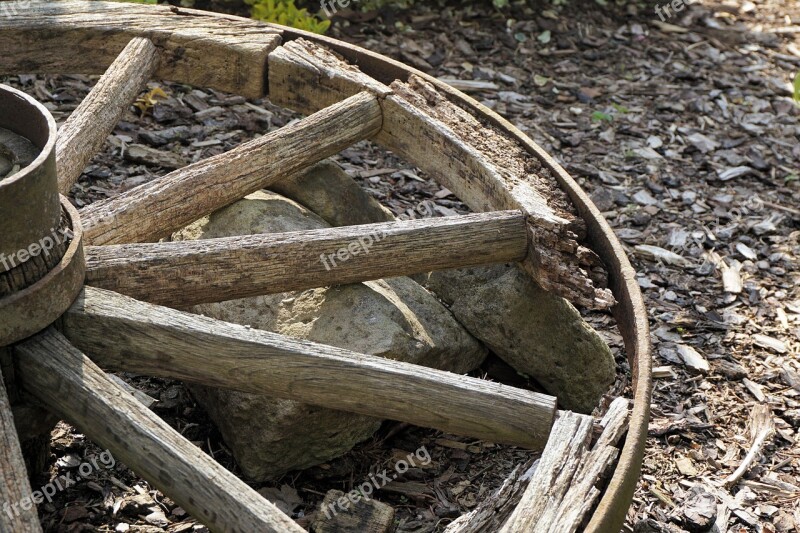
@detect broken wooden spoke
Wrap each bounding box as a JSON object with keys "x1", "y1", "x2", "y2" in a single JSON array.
[
  {"x1": 13, "y1": 328, "x2": 304, "y2": 533},
  {"x1": 500, "y1": 398, "x2": 630, "y2": 532},
  {"x1": 84, "y1": 211, "x2": 528, "y2": 307},
  {"x1": 61, "y1": 287, "x2": 557, "y2": 449},
  {"x1": 80, "y1": 91, "x2": 382, "y2": 245},
  {"x1": 57, "y1": 37, "x2": 160, "y2": 193}
]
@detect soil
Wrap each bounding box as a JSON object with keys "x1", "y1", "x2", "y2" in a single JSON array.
[{"x1": 2, "y1": 0, "x2": 799, "y2": 531}]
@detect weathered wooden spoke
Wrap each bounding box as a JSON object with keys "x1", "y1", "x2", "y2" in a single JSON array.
[
  {"x1": 14, "y1": 328, "x2": 304, "y2": 533},
  {"x1": 61, "y1": 287, "x2": 557, "y2": 449},
  {"x1": 84, "y1": 211, "x2": 529, "y2": 307},
  {"x1": 80, "y1": 91, "x2": 382, "y2": 245},
  {"x1": 0, "y1": 367, "x2": 42, "y2": 533},
  {"x1": 57, "y1": 37, "x2": 161, "y2": 193}
]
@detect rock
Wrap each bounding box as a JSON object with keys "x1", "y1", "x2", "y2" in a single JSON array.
[
  {"x1": 419, "y1": 266, "x2": 615, "y2": 413},
  {"x1": 313, "y1": 490, "x2": 395, "y2": 533},
  {"x1": 589, "y1": 187, "x2": 615, "y2": 212},
  {"x1": 270, "y1": 160, "x2": 393, "y2": 227},
  {"x1": 270, "y1": 161, "x2": 615, "y2": 413},
  {"x1": 175, "y1": 191, "x2": 487, "y2": 480}
]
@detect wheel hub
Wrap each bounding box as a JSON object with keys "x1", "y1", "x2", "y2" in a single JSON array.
[{"x1": 0, "y1": 84, "x2": 85, "y2": 346}]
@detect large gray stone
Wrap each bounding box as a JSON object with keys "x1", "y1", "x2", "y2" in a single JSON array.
[
  {"x1": 271, "y1": 161, "x2": 616, "y2": 413},
  {"x1": 174, "y1": 191, "x2": 487, "y2": 480},
  {"x1": 419, "y1": 266, "x2": 615, "y2": 413},
  {"x1": 270, "y1": 160, "x2": 392, "y2": 227}
]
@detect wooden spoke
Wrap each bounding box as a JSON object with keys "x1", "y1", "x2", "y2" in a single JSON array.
[
  {"x1": 84, "y1": 211, "x2": 528, "y2": 307},
  {"x1": 13, "y1": 328, "x2": 304, "y2": 533},
  {"x1": 80, "y1": 91, "x2": 382, "y2": 246},
  {"x1": 0, "y1": 1, "x2": 280, "y2": 98},
  {"x1": 61, "y1": 287, "x2": 557, "y2": 449},
  {"x1": 0, "y1": 367, "x2": 42, "y2": 533},
  {"x1": 57, "y1": 37, "x2": 160, "y2": 193},
  {"x1": 268, "y1": 39, "x2": 614, "y2": 310}
]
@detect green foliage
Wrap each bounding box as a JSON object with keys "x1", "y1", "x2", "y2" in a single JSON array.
[
  {"x1": 591, "y1": 110, "x2": 613, "y2": 122},
  {"x1": 794, "y1": 72, "x2": 800, "y2": 105},
  {"x1": 245, "y1": 0, "x2": 330, "y2": 33}
]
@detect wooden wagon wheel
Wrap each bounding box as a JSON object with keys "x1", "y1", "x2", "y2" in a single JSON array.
[{"x1": 0, "y1": 2, "x2": 652, "y2": 532}]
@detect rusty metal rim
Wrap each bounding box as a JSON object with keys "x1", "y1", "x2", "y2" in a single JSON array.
[
  {"x1": 273, "y1": 26, "x2": 652, "y2": 533},
  {"x1": 0, "y1": 197, "x2": 86, "y2": 346}
]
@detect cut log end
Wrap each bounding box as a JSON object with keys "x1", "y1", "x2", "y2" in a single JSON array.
[{"x1": 523, "y1": 216, "x2": 616, "y2": 310}]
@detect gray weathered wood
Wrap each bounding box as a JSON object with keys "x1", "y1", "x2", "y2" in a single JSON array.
[
  {"x1": 267, "y1": 39, "x2": 613, "y2": 310},
  {"x1": 0, "y1": 0, "x2": 280, "y2": 98},
  {"x1": 14, "y1": 328, "x2": 304, "y2": 533},
  {"x1": 269, "y1": 39, "x2": 391, "y2": 112},
  {"x1": 0, "y1": 367, "x2": 43, "y2": 533},
  {"x1": 84, "y1": 211, "x2": 528, "y2": 307},
  {"x1": 500, "y1": 398, "x2": 630, "y2": 532},
  {"x1": 500, "y1": 412, "x2": 594, "y2": 533},
  {"x1": 61, "y1": 287, "x2": 557, "y2": 450},
  {"x1": 57, "y1": 37, "x2": 160, "y2": 193},
  {"x1": 80, "y1": 91, "x2": 382, "y2": 245}
]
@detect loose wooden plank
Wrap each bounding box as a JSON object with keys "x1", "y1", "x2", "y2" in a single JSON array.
[
  {"x1": 267, "y1": 39, "x2": 613, "y2": 309},
  {"x1": 0, "y1": 367, "x2": 43, "y2": 533},
  {"x1": 61, "y1": 287, "x2": 557, "y2": 449},
  {"x1": 0, "y1": 0, "x2": 280, "y2": 98},
  {"x1": 13, "y1": 328, "x2": 304, "y2": 533},
  {"x1": 499, "y1": 412, "x2": 595, "y2": 533},
  {"x1": 80, "y1": 91, "x2": 382, "y2": 245},
  {"x1": 84, "y1": 211, "x2": 528, "y2": 307},
  {"x1": 57, "y1": 37, "x2": 160, "y2": 193},
  {"x1": 499, "y1": 398, "x2": 630, "y2": 532}
]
